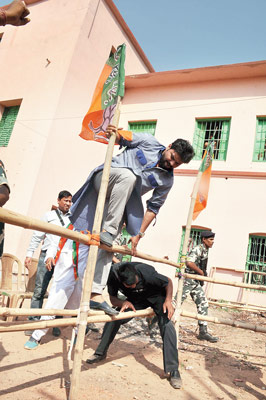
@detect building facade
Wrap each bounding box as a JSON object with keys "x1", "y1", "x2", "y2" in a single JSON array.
[{"x1": 0, "y1": 0, "x2": 265, "y2": 305}]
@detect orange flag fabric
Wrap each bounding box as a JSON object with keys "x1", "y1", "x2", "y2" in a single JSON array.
[
  {"x1": 80, "y1": 44, "x2": 130, "y2": 144},
  {"x1": 192, "y1": 139, "x2": 214, "y2": 220}
]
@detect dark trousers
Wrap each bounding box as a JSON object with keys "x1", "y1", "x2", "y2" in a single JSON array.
[
  {"x1": 29, "y1": 250, "x2": 54, "y2": 320},
  {"x1": 95, "y1": 295, "x2": 179, "y2": 373}
]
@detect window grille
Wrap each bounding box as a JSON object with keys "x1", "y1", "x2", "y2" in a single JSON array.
[
  {"x1": 128, "y1": 120, "x2": 157, "y2": 136},
  {"x1": 253, "y1": 118, "x2": 266, "y2": 162},
  {"x1": 0, "y1": 105, "x2": 20, "y2": 147},
  {"x1": 193, "y1": 119, "x2": 230, "y2": 161},
  {"x1": 178, "y1": 226, "x2": 211, "y2": 262},
  {"x1": 245, "y1": 235, "x2": 266, "y2": 289},
  {"x1": 115, "y1": 226, "x2": 132, "y2": 263}
]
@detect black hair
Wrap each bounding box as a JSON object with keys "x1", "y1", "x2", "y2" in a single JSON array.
[
  {"x1": 117, "y1": 263, "x2": 137, "y2": 286},
  {"x1": 58, "y1": 190, "x2": 72, "y2": 200},
  {"x1": 171, "y1": 139, "x2": 195, "y2": 163}
]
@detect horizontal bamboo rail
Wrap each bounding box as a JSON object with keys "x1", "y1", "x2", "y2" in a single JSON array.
[
  {"x1": 0, "y1": 309, "x2": 154, "y2": 332},
  {"x1": 0, "y1": 208, "x2": 179, "y2": 269},
  {"x1": 245, "y1": 270, "x2": 266, "y2": 276},
  {"x1": 0, "y1": 308, "x2": 83, "y2": 317},
  {"x1": 211, "y1": 266, "x2": 266, "y2": 276},
  {"x1": 208, "y1": 301, "x2": 266, "y2": 313},
  {"x1": 183, "y1": 272, "x2": 266, "y2": 291},
  {"x1": 0, "y1": 307, "x2": 265, "y2": 333},
  {"x1": 180, "y1": 310, "x2": 266, "y2": 333},
  {"x1": 1, "y1": 299, "x2": 265, "y2": 319},
  {"x1": 1, "y1": 208, "x2": 265, "y2": 290}
]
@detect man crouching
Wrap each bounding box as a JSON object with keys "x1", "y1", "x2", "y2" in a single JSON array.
[{"x1": 86, "y1": 261, "x2": 182, "y2": 390}]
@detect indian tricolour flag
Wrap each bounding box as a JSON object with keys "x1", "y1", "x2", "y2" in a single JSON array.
[
  {"x1": 80, "y1": 44, "x2": 127, "y2": 144},
  {"x1": 192, "y1": 139, "x2": 215, "y2": 220}
]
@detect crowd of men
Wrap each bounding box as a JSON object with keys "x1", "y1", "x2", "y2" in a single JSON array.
[{"x1": 21, "y1": 123, "x2": 219, "y2": 389}]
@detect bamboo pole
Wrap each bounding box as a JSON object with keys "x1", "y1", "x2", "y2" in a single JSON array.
[
  {"x1": 208, "y1": 301, "x2": 266, "y2": 313},
  {"x1": 183, "y1": 272, "x2": 266, "y2": 291},
  {"x1": 174, "y1": 171, "x2": 203, "y2": 344},
  {"x1": 209, "y1": 265, "x2": 266, "y2": 276},
  {"x1": 179, "y1": 310, "x2": 266, "y2": 333},
  {"x1": 0, "y1": 307, "x2": 96, "y2": 317},
  {"x1": 0, "y1": 308, "x2": 154, "y2": 332},
  {"x1": 0, "y1": 208, "x2": 181, "y2": 268},
  {"x1": 1, "y1": 307, "x2": 265, "y2": 334},
  {"x1": 214, "y1": 299, "x2": 266, "y2": 309},
  {"x1": 0, "y1": 208, "x2": 92, "y2": 245},
  {"x1": 69, "y1": 99, "x2": 121, "y2": 400},
  {"x1": 1, "y1": 202, "x2": 265, "y2": 289}
]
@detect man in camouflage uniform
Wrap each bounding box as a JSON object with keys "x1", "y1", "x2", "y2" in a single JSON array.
[{"x1": 182, "y1": 230, "x2": 218, "y2": 342}]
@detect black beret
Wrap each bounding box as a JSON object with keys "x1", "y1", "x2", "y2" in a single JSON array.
[{"x1": 201, "y1": 231, "x2": 215, "y2": 238}]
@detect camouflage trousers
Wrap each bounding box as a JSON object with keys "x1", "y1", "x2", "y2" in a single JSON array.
[{"x1": 181, "y1": 278, "x2": 208, "y2": 326}]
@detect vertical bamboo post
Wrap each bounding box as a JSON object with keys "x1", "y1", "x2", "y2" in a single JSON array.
[
  {"x1": 174, "y1": 171, "x2": 202, "y2": 345},
  {"x1": 245, "y1": 270, "x2": 252, "y2": 307},
  {"x1": 69, "y1": 98, "x2": 121, "y2": 400},
  {"x1": 210, "y1": 266, "x2": 217, "y2": 300}
]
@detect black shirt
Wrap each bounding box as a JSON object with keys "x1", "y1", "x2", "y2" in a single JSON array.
[{"x1": 107, "y1": 262, "x2": 169, "y2": 304}]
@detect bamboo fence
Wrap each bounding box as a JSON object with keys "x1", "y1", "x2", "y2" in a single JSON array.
[
  {"x1": 0, "y1": 141, "x2": 266, "y2": 396},
  {"x1": 1, "y1": 307, "x2": 265, "y2": 333}
]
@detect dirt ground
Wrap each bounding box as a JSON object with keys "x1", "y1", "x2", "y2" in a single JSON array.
[{"x1": 0, "y1": 299, "x2": 265, "y2": 400}]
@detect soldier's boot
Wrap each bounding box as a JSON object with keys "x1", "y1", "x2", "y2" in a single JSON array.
[{"x1": 197, "y1": 325, "x2": 219, "y2": 343}]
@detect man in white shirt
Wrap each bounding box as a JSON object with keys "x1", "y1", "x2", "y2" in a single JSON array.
[{"x1": 24, "y1": 190, "x2": 72, "y2": 336}]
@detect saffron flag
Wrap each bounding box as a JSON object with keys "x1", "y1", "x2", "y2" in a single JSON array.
[
  {"x1": 80, "y1": 44, "x2": 130, "y2": 144},
  {"x1": 192, "y1": 139, "x2": 214, "y2": 220}
]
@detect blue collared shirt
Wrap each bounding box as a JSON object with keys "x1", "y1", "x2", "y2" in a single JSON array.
[
  {"x1": 112, "y1": 132, "x2": 174, "y2": 215},
  {"x1": 71, "y1": 132, "x2": 174, "y2": 235}
]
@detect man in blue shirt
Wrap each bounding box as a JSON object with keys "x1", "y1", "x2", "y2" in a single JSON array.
[{"x1": 71, "y1": 125, "x2": 194, "y2": 314}]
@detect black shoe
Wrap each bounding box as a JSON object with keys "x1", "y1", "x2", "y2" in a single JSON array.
[
  {"x1": 198, "y1": 325, "x2": 219, "y2": 343},
  {"x1": 86, "y1": 353, "x2": 107, "y2": 364},
  {"x1": 169, "y1": 370, "x2": 182, "y2": 389},
  {"x1": 90, "y1": 300, "x2": 119, "y2": 316},
  {"x1": 52, "y1": 327, "x2": 61, "y2": 337},
  {"x1": 100, "y1": 231, "x2": 114, "y2": 247}
]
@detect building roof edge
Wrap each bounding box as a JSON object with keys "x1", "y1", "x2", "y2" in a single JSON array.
[{"x1": 104, "y1": 0, "x2": 155, "y2": 73}]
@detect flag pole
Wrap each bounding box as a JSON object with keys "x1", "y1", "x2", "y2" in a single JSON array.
[
  {"x1": 69, "y1": 98, "x2": 121, "y2": 400},
  {"x1": 173, "y1": 170, "x2": 202, "y2": 345},
  {"x1": 174, "y1": 139, "x2": 214, "y2": 345}
]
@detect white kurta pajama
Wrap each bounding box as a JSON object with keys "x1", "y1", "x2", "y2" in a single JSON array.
[{"x1": 31, "y1": 239, "x2": 89, "y2": 342}]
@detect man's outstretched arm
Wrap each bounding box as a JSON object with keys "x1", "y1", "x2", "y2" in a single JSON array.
[
  {"x1": 0, "y1": 0, "x2": 30, "y2": 26},
  {"x1": 129, "y1": 209, "x2": 156, "y2": 256}
]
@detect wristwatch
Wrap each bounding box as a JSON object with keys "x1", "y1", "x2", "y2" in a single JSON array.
[{"x1": 137, "y1": 232, "x2": 145, "y2": 238}]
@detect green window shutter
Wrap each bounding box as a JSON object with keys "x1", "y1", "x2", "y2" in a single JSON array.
[
  {"x1": 218, "y1": 120, "x2": 230, "y2": 161},
  {"x1": 128, "y1": 121, "x2": 157, "y2": 136},
  {"x1": 0, "y1": 105, "x2": 20, "y2": 147},
  {"x1": 253, "y1": 118, "x2": 266, "y2": 162},
  {"x1": 193, "y1": 122, "x2": 205, "y2": 160},
  {"x1": 120, "y1": 227, "x2": 132, "y2": 262},
  {"x1": 193, "y1": 118, "x2": 230, "y2": 161},
  {"x1": 245, "y1": 235, "x2": 266, "y2": 290}
]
